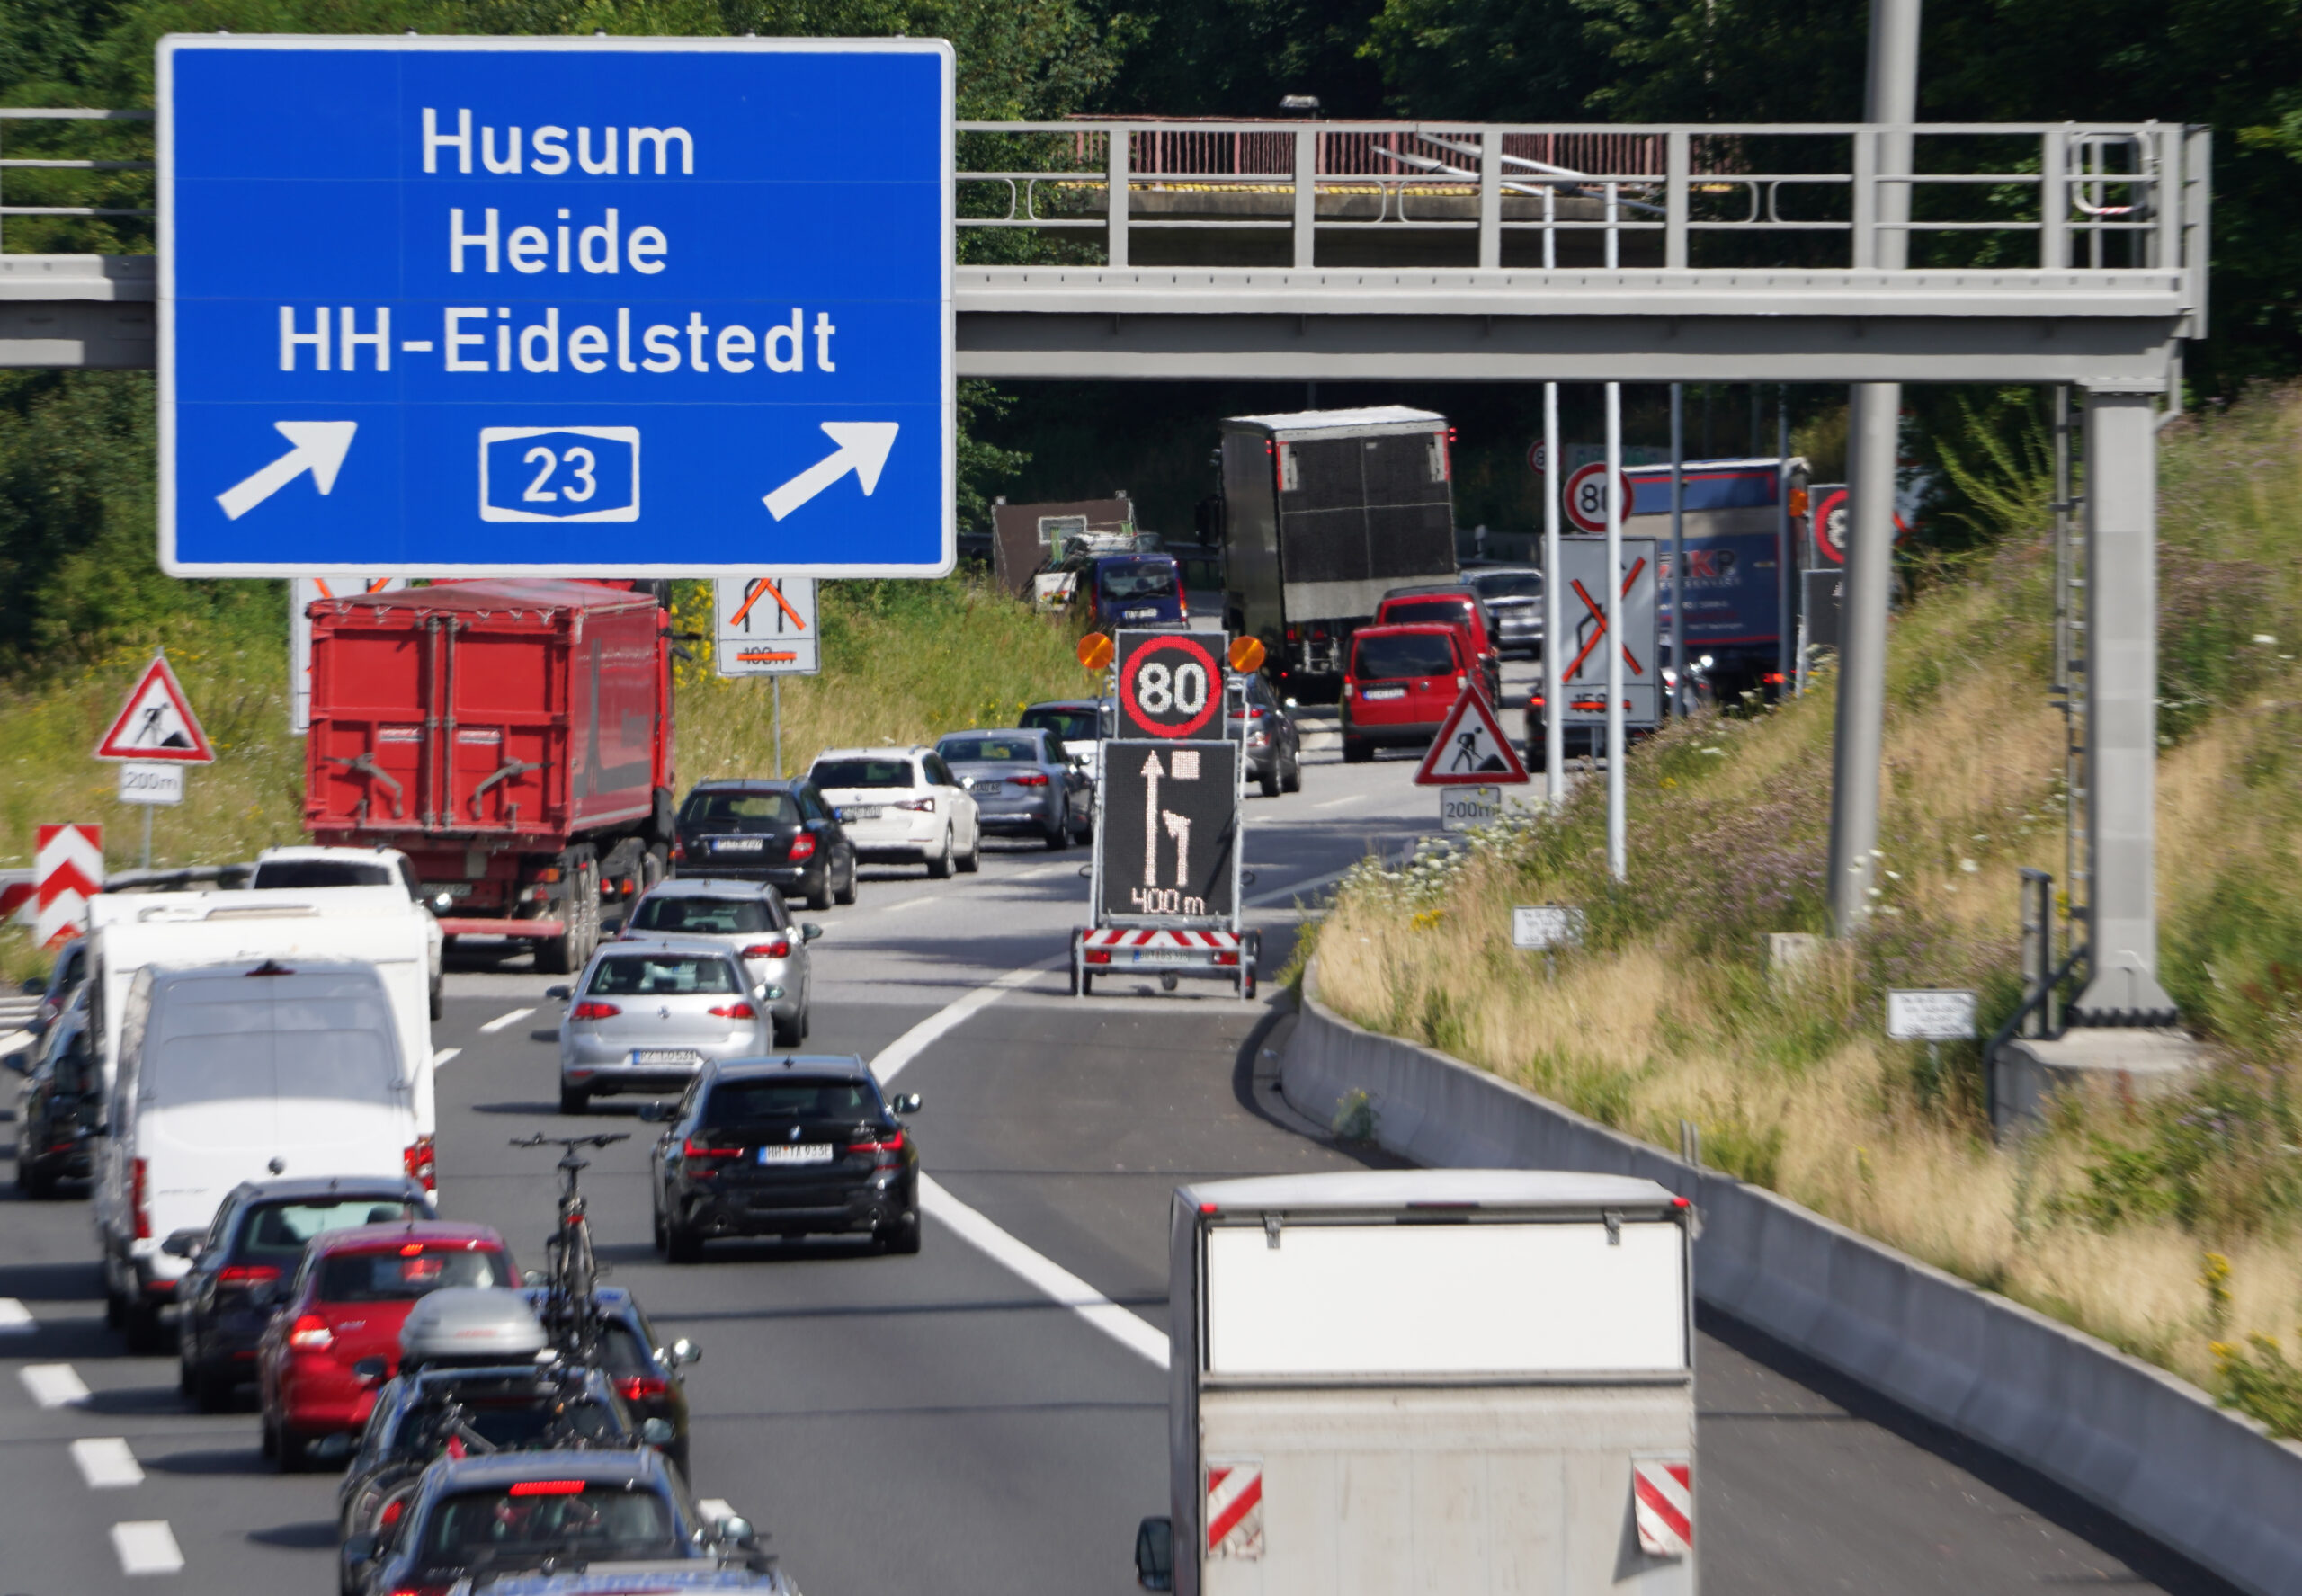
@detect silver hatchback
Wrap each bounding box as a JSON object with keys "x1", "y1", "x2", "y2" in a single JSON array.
[
  {"x1": 549, "y1": 947, "x2": 773, "y2": 1115},
  {"x1": 619, "y1": 878, "x2": 820, "y2": 1046}
]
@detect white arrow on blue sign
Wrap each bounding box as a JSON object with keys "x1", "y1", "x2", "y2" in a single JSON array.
[{"x1": 157, "y1": 35, "x2": 954, "y2": 578}]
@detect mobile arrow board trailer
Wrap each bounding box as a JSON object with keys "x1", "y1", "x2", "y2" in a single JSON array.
[
  {"x1": 1075, "y1": 630, "x2": 1258, "y2": 998},
  {"x1": 1140, "y1": 1171, "x2": 1698, "y2": 1595}
]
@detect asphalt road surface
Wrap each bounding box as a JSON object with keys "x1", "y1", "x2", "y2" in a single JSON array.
[{"x1": 0, "y1": 721, "x2": 2238, "y2": 1595}]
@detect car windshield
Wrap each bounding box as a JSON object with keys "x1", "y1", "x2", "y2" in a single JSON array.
[
  {"x1": 627, "y1": 897, "x2": 773, "y2": 936},
  {"x1": 1383, "y1": 598, "x2": 1472, "y2": 629},
  {"x1": 237, "y1": 1199, "x2": 424, "y2": 1265},
  {"x1": 586, "y1": 956, "x2": 740, "y2": 996},
  {"x1": 703, "y1": 1076, "x2": 880, "y2": 1128},
  {"x1": 1474, "y1": 573, "x2": 1543, "y2": 601},
  {"x1": 679, "y1": 790, "x2": 799, "y2": 827},
  {"x1": 808, "y1": 759, "x2": 916, "y2": 789},
  {"x1": 317, "y1": 1244, "x2": 509, "y2": 1303},
  {"x1": 1099, "y1": 562, "x2": 1177, "y2": 600},
  {"x1": 250, "y1": 860, "x2": 395, "y2": 889},
  {"x1": 417, "y1": 1482, "x2": 678, "y2": 1566},
  {"x1": 1020, "y1": 706, "x2": 1108, "y2": 744},
  {"x1": 938, "y1": 736, "x2": 1042, "y2": 764},
  {"x1": 1353, "y1": 633, "x2": 1459, "y2": 681}
]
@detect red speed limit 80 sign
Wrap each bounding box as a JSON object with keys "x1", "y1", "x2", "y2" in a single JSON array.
[
  {"x1": 1115, "y1": 629, "x2": 1224, "y2": 739},
  {"x1": 1562, "y1": 461, "x2": 1636, "y2": 534}
]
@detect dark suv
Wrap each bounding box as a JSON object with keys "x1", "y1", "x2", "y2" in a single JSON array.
[
  {"x1": 647, "y1": 1057, "x2": 923, "y2": 1260},
  {"x1": 167, "y1": 1176, "x2": 436, "y2": 1412},
  {"x1": 8, "y1": 988, "x2": 99, "y2": 1198},
  {"x1": 674, "y1": 780, "x2": 856, "y2": 912},
  {"x1": 520, "y1": 1285, "x2": 699, "y2": 1475}
]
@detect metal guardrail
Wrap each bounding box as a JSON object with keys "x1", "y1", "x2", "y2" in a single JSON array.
[{"x1": 0, "y1": 108, "x2": 156, "y2": 241}]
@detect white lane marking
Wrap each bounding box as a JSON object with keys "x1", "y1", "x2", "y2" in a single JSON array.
[
  {"x1": 1312, "y1": 794, "x2": 1365, "y2": 808},
  {"x1": 21, "y1": 1363, "x2": 89, "y2": 1408},
  {"x1": 870, "y1": 960, "x2": 1060, "y2": 1084},
  {"x1": 110, "y1": 1520, "x2": 183, "y2": 1576},
  {"x1": 0, "y1": 1297, "x2": 34, "y2": 1334},
  {"x1": 478, "y1": 1007, "x2": 535, "y2": 1034},
  {"x1": 697, "y1": 1497, "x2": 736, "y2": 1524},
  {"x1": 1006, "y1": 862, "x2": 1072, "y2": 881},
  {"x1": 1244, "y1": 867, "x2": 1354, "y2": 907},
  {"x1": 920, "y1": 1175, "x2": 1168, "y2": 1369},
  {"x1": 72, "y1": 1437, "x2": 144, "y2": 1489},
  {"x1": 880, "y1": 896, "x2": 938, "y2": 913},
  {"x1": 432, "y1": 1047, "x2": 461, "y2": 1069}
]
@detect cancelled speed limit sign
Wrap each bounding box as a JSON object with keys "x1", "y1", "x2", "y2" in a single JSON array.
[
  {"x1": 1115, "y1": 629, "x2": 1226, "y2": 739},
  {"x1": 1562, "y1": 461, "x2": 1636, "y2": 534}
]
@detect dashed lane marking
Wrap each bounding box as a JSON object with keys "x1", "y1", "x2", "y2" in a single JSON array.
[
  {"x1": 433, "y1": 1048, "x2": 461, "y2": 1068},
  {"x1": 20, "y1": 1363, "x2": 89, "y2": 1408},
  {"x1": 478, "y1": 1007, "x2": 535, "y2": 1034},
  {"x1": 0, "y1": 1297, "x2": 34, "y2": 1333},
  {"x1": 72, "y1": 1437, "x2": 144, "y2": 1489},
  {"x1": 879, "y1": 896, "x2": 938, "y2": 913},
  {"x1": 111, "y1": 1520, "x2": 183, "y2": 1576},
  {"x1": 1312, "y1": 794, "x2": 1365, "y2": 808}
]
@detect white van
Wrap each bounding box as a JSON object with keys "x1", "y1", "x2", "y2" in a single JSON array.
[{"x1": 95, "y1": 958, "x2": 422, "y2": 1349}]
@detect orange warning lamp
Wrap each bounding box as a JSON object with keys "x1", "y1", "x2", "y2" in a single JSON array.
[
  {"x1": 1076, "y1": 633, "x2": 1114, "y2": 672},
  {"x1": 1227, "y1": 636, "x2": 1267, "y2": 674}
]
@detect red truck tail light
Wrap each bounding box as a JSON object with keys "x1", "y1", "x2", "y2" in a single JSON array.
[
  {"x1": 404, "y1": 1136, "x2": 437, "y2": 1192},
  {"x1": 1084, "y1": 949, "x2": 1111, "y2": 965},
  {"x1": 618, "y1": 1375, "x2": 670, "y2": 1402},
  {"x1": 288, "y1": 1314, "x2": 335, "y2": 1351},
  {"x1": 741, "y1": 941, "x2": 791, "y2": 960},
  {"x1": 216, "y1": 1264, "x2": 280, "y2": 1287},
  {"x1": 1010, "y1": 771, "x2": 1049, "y2": 786},
  {"x1": 1211, "y1": 950, "x2": 1240, "y2": 967},
  {"x1": 132, "y1": 1158, "x2": 151, "y2": 1240},
  {"x1": 787, "y1": 833, "x2": 817, "y2": 862},
  {"x1": 707, "y1": 1002, "x2": 756, "y2": 1020}
]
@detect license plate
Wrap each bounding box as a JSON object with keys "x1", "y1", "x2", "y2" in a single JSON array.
[
  {"x1": 1362, "y1": 686, "x2": 1406, "y2": 700},
  {"x1": 631, "y1": 1048, "x2": 703, "y2": 1066},
  {"x1": 841, "y1": 805, "x2": 884, "y2": 822},
  {"x1": 759, "y1": 1144, "x2": 833, "y2": 1165},
  {"x1": 1125, "y1": 608, "x2": 1157, "y2": 620},
  {"x1": 435, "y1": 882, "x2": 474, "y2": 899},
  {"x1": 712, "y1": 837, "x2": 763, "y2": 852},
  {"x1": 1129, "y1": 950, "x2": 1200, "y2": 966}
]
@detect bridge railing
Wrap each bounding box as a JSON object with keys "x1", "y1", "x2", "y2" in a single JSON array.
[{"x1": 0, "y1": 108, "x2": 156, "y2": 253}]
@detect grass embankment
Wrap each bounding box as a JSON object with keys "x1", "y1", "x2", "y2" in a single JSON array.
[
  {"x1": 1309, "y1": 386, "x2": 2302, "y2": 1430},
  {"x1": 0, "y1": 575, "x2": 1091, "y2": 983}
]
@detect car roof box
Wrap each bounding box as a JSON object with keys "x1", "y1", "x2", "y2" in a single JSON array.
[{"x1": 398, "y1": 1288, "x2": 549, "y2": 1369}]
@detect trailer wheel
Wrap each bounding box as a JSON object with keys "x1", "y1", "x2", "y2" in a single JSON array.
[{"x1": 1079, "y1": 970, "x2": 1095, "y2": 996}]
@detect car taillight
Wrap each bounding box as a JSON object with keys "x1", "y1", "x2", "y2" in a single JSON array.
[
  {"x1": 683, "y1": 1138, "x2": 741, "y2": 1160},
  {"x1": 509, "y1": 1480, "x2": 588, "y2": 1496},
  {"x1": 894, "y1": 797, "x2": 935, "y2": 813},
  {"x1": 849, "y1": 1130, "x2": 906, "y2": 1164},
  {"x1": 1011, "y1": 771, "x2": 1049, "y2": 786},
  {"x1": 1285, "y1": 627, "x2": 1299, "y2": 643},
  {"x1": 379, "y1": 1499, "x2": 406, "y2": 1529},
  {"x1": 571, "y1": 1001, "x2": 620, "y2": 1021},
  {"x1": 1212, "y1": 950, "x2": 1240, "y2": 967},
  {"x1": 404, "y1": 1136, "x2": 436, "y2": 1192},
  {"x1": 132, "y1": 1157, "x2": 150, "y2": 1241},
  {"x1": 1084, "y1": 949, "x2": 1111, "y2": 965},
  {"x1": 216, "y1": 1264, "x2": 281, "y2": 1287},
  {"x1": 288, "y1": 1313, "x2": 335, "y2": 1351},
  {"x1": 741, "y1": 941, "x2": 792, "y2": 960},
  {"x1": 389, "y1": 1585, "x2": 451, "y2": 1596},
  {"x1": 788, "y1": 832, "x2": 817, "y2": 861},
  {"x1": 618, "y1": 1375, "x2": 670, "y2": 1402},
  {"x1": 1762, "y1": 672, "x2": 1787, "y2": 685},
  {"x1": 707, "y1": 1002, "x2": 756, "y2": 1020},
  {"x1": 671, "y1": 841, "x2": 685, "y2": 861}
]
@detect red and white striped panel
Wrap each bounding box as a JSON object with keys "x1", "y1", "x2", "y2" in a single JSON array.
[
  {"x1": 34, "y1": 825, "x2": 103, "y2": 950},
  {"x1": 1081, "y1": 928, "x2": 1241, "y2": 950},
  {"x1": 1205, "y1": 1458, "x2": 1263, "y2": 1561},
  {"x1": 1632, "y1": 1458, "x2": 1692, "y2": 1557}
]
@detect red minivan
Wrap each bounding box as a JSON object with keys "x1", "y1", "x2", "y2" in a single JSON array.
[
  {"x1": 1341, "y1": 624, "x2": 1469, "y2": 762},
  {"x1": 257, "y1": 1221, "x2": 515, "y2": 1470},
  {"x1": 1373, "y1": 586, "x2": 1503, "y2": 706}
]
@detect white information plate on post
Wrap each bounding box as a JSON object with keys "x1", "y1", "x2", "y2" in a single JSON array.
[
  {"x1": 1511, "y1": 905, "x2": 1586, "y2": 950},
  {"x1": 1886, "y1": 989, "x2": 1977, "y2": 1040},
  {"x1": 118, "y1": 763, "x2": 185, "y2": 807},
  {"x1": 1440, "y1": 787, "x2": 1503, "y2": 832},
  {"x1": 715, "y1": 577, "x2": 820, "y2": 676}
]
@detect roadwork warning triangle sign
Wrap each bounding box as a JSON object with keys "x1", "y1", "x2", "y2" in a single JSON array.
[
  {"x1": 94, "y1": 654, "x2": 215, "y2": 763},
  {"x1": 1414, "y1": 683, "x2": 1529, "y2": 787}
]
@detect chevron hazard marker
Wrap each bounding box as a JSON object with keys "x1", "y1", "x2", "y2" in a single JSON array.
[
  {"x1": 1632, "y1": 1458, "x2": 1692, "y2": 1557},
  {"x1": 94, "y1": 654, "x2": 214, "y2": 764},
  {"x1": 1205, "y1": 1459, "x2": 1263, "y2": 1560},
  {"x1": 34, "y1": 825, "x2": 103, "y2": 950}
]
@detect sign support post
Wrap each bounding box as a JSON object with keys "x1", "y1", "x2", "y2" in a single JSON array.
[
  {"x1": 1605, "y1": 382, "x2": 1627, "y2": 882},
  {"x1": 1543, "y1": 383, "x2": 1566, "y2": 809},
  {"x1": 1669, "y1": 383, "x2": 1685, "y2": 721}
]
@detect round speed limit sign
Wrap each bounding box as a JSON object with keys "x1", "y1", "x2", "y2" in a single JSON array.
[
  {"x1": 1562, "y1": 461, "x2": 1635, "y2": 534},
  {"x1": 1118, "y1": 632, "x2": 1223, "y2": 739}
]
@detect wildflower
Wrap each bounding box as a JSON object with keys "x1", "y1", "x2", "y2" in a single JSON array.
[{"x1": 1959, "y1": 858, "x2": 1979, "y2": 873}]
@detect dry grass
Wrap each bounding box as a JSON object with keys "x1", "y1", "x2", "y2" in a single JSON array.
[{"x1": 1316, "y1": 386, "x2": 2302, "y2": 1404}]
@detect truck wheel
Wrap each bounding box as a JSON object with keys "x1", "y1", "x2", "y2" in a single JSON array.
[
  {"x1": 641, "y1": 846, "x2": 667, "y2": 891},
  {"x1": 1343, "y1": 736, "x2": 1373, "y2": 764}
]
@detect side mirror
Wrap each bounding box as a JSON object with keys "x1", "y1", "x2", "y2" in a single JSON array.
[
  {"x1": 344, "y1": 1534, "x2": 378, "y2": 1566},
  {"x1": 2, "y1": 1051, "x2": 28, "y2": 1075},
  {"x1": 351, "y1": 1356, "x2": 388, "y2": 1385},
  {"x1": 718, "y1": 1515, "x2": 758, "y2": 1550},
  {"x1": 522, "y1": 1269, "x2": 546, "y2": 1287},
  {"x1": 160, "y1": 1229, "x2": 203, "y2": 1260},
  {"x1": 890, "y1": 1092, "x2": 922, "y2": 1116},
  {"x1": 669, "y1": 1337, "x2": 700, "y2": 1367},
  {"x1": 544, "y1": 984, "x2": 573, "y2": 1002},
  {"x1": 636, "y1": 1101, "x2": 674, "y2": 1124},
  {"x1": 799, "y1": 923, "x2": 824, "y2": 942},
  {"x1": 1135, "y1": 1517, "x2": 1174, "y2": 1591},
  {"x1": 18, "y1": 976, "x2": 43, "y2": 996},
  {"x1": 639, "y1": 1416, "x2": 675, "y2": 1445}
]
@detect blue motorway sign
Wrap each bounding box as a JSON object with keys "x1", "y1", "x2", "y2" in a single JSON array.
[{"x1": 157, "y1": 37, "x2": 953, "y2": 577}]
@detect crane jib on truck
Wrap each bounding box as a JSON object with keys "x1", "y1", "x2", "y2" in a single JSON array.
[{"x1": 301, "y1": 579, "x2": 677, "y2": 975}]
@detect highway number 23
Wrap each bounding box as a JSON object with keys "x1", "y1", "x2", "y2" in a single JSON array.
[{"x1": 522, "y1": 444, "x2": 598, "y2": 503}]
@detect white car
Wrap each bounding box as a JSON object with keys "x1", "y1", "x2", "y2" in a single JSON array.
[
  {"x1": 251, "y1": 844, "x2": 444, "y2": 1019},
  {"x1": 807, "y1": 747, "x2": 981, "y2": 878}
]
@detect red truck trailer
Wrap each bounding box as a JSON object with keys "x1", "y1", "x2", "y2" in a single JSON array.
[{"x1": 303, "y1": 580, "x2": 675, "y2": 973}]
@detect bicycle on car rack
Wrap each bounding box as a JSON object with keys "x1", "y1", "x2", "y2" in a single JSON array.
[{"x1": 509, "y1": 1132, "x2": 628, "y2": 1364}]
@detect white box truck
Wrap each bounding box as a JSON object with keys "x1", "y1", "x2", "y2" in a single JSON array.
[{"x1": 1141, "y1": 1170, "x2": 1696, "y2": 1596}]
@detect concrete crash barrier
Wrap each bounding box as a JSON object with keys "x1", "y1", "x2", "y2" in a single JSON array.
[{"x1": 1281, "y1": 958, "x2": 2302, "y2": 1596}]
